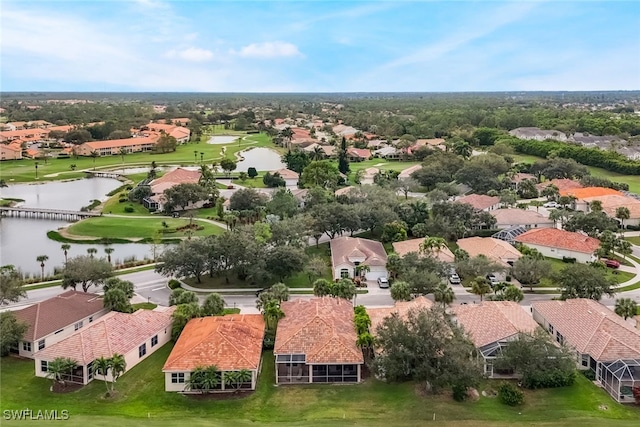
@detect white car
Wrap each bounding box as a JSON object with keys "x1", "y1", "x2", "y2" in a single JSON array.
[
  {"x1": 377, "y1": 277, "x2": 390, "y2": 288},
  {"x1": 543, "y1": 201, "x2": 559, "y2": 208}
]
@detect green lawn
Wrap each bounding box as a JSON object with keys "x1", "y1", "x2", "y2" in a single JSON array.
[
  {"x1": 1, "y1": 345, "x2": 639, "y2": 426},
  {"x1": 65, "y1": 216, "x2": 224, "y2": 241},
  {"x1": 131, "y1": 302, "x2": 158, "y2": 310},
  {"x1": 625, "y1": 237, "x2": 640, "y2": 245}
]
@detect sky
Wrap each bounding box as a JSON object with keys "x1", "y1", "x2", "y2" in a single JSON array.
[{"x1": 1, "y1": 0, "x2": 639, "y2": 92}]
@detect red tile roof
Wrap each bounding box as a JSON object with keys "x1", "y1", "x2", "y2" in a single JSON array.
[
  {"x1": 456, "y1": 194, "x2": 500, "y2": 211},
  {"x1": 392, "y1": 238, "x2": 455, "y2": 263},
  {"x1": 456, "y1": 237, "x2": 522, "y2": 266},
  {"x1": 274, "y1": 168, "x2": 299, "y2": 180},
  {"x1": 367, "y1": 296, "x2": 433, "y2": 336},
  {"x1": 560, "y1": 186, "x2": 623, "y2": 198},
  {"x1": 83, "y1": 136, "x2": 157, "y2": 150},
  {"x1": 515, "y1": 228, "x2": 600, "y2": 254},
  {"x1": 535, "y1": 178, "x2": 584, "y2": 192},
  {"x1": 452, "y1": 301, "x2": 538, "y2": 347},
  {"x1": 346, "y1": 147, "x2": 371, "y2": 159},
  {"x1": 330, "y1": 236, "x2": 387, "y2": 268},
  {"x1": 275, "y1": 298, "x2": 363, "y2": 364},
  {"x1": 35, "y1": 308, "x2": 175, "y2": 364},
  {"x1": 532, "y1": 299, "x2": 640, "y2": 361},
  {"x1": 163, "y1": 315, "x2": 265, "y2": 372},
  {"x1": 150, "y1": 167, "x2": 201, "y2": 193},
  {"x1": 12, "y1": 291, "x2": 105, "y2": 341}
]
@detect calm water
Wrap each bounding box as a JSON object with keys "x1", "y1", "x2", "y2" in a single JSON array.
[
  {"x1": 236, "y1": 147, "x2": 286, "y2": 172},
  {"x1": 0, "y1": 178, "x2": 155, "y2": 277},
  {"x1": 207, "y1": 135, "x2": 238, "y2": 144}
]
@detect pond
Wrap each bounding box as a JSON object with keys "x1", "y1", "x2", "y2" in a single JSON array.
[
  {"x1": 0, "y1": 178, "x2": 156, "y2": 277},
  {"x1": 236, "y1": 147, "x2": 286, "y2": 172},
  {"x1": 207, "y1": 135, "x2": 239, "y2": 144}
]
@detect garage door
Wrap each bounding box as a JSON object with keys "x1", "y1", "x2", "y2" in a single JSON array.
[{"x1": 365, "y1": 270, "x2": 387, "y2": 281}]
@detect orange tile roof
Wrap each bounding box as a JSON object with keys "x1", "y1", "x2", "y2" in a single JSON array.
[
  {"x1": 367, "y1": 296, "x2": 433, "y2": 336},
  {"x1": 398, "y1": 164, "x2": 422, "y2": 179},
  {"x1": 1, "y1": 144, "x2": 22, "y2": 152},
  {"x1": 330, "y1": 236, "x2": 387, "y2": 268},
  {"x1": 452, "y1": 301, "x2": 538, "y2": 347},
  {"x1": 515, "y1": 228, "x2": 600, "y2": 254},
  {"x1": 532, "y1": 299, "x2": 640, "y2": 361},
  {"x1": 83, "y1": 136, "x2": 158, "y2": 150},
  {"x1": 163, "y1": 315, "x2": 265, "y2": 372},
  {"x1": 560, "y1": 186, "x2": 622, "y2": 198},
  {"x1": 346, "y1": 147, "x2": 371, "y2": 159},
  {"x1": 536, "y1": 178, "x2": 583, "y2": 192},
  {"x1": 392, "y1": 238, "x2": 455, "y2": 263},
  {"x1": 456, "y1": 194, "x2": 500, "y2": 211},
  {"x1": 149, "y1": 167, "x2": 201, "y2": 192},
  {"x1": 36, "y1": 308, "x2": 175, "y2": 364},
  {"x1": 456, "y1": 237, "x2": 522, "y2": 267},
  {"x1": 12, "y1": 291, "x2": 105, "y2": 341},
  {"x1": 275, "y1": 298, "x2": 363, "y2": 364},
  {"x1": 490, "y1": 209, "x2": 554, "y2": 226},
  {"x1": 580, "y1": 195, "x2": 640, "y2": 219},
  {"x1": 274, "y1": 168, "x2": 299, "y2": 179}
]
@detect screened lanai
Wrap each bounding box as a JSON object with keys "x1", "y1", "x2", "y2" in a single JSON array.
[
  {"x1": 492, "y1": 226, "x2": 527, "y2": 244},
  {"x1": 600, "y1": 359, "x2": 640, "y2": 403}
]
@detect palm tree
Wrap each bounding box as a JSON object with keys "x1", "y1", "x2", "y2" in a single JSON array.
[
  {"x1": 453, "y1": 140, "x2": 472, "y2": 159},
  {"x1": 356, "y1": 332, "x2": 376, "y2": 362},
  {"x1": 224, "y1": 369, "x2": 252, "y2": 390},
  {"x1": 419, "y1": 236, "x2": 447, "y2": 258},
  {"x1": 87, "y1": 247, "x2": 97, "y2": 258},
  {"x1": 90, "y1": 150, "x2": 98, "y2": 170},
  {"x1": 263, "y1": 299, "x2": 285, "y2": 332},
  {"x1": 61, "y1": 244, "x2": 71, "y2": 264},
  {"x1": 615, "y1": 298, "x2": 637, "y2": 320},
  {"x1": 104, "y1": 247, "x2": 114, "y2": 264},
  {"x1": 187, "y1": 365, "x2": 220, "y2": 394},
  {"x1": 109, "y1": 353, "x2": 127, "y2": 393},
  {"x1": 92, "y1": 356, "x2": 112, "y2": 393},
  {"x1": 193, "y1": 150, "x2": 198, "y2": 163},
  {"x1": 433, "y1": 282, "x2": 455, "y2": 308},
  {"x1": 311, "y1": 145, "x2": 325, "y2": 161},
  {"x1": 470, "y1": 276, "x2": 492, "y2": 302},
  {"x1": 279, "y1": 127, "x2": 294, "y2": 148},
  {"x1": 200, "y1": 152, "x2": 204, "y2": 162},
  {"x1": 36, "y1": 255, "x2": 49, "y2": 280},
  {"x1": 616, "y1": 206, "x2": 631, "y2": 230},
  {"x1": 313, "y1": 278, "x2": 333, "y2": 297},
  {"x1": 46, "y1": 357, "x2": 77, "y2": 389},
  {"x1": 118, "y1": 148, "x2": 127, "y2": 173}
]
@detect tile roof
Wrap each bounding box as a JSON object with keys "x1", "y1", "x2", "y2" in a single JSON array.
[
  {"x1": 392, "y1": 238, "x2": 455, "y2": 263},
  {"x1": 35, "y1": 308, "x2": 175, "y2": 365},
  {"x1": 456, "y1": 194, "x2": 500, "y2": 211},
  {"x1": 163, "y1": 315, "x2": 265, "y2": 372},
  {"x1": 367, "y1": 296, "x2": 433, "y2": 336},
  {"x1": 515, "y1": 228, "x2": 600, "y2": 254},
  {"x1": 150, "y1": 167, "x2": 201, "y2": 194},
  {"x1": 274, "y1": 168, "x2": 299, "y2": 180},
  {"x1": 532, "y1": 299, "x2": 640, "y2": 361},
  {"x1": 398, "y1": 164, "x2": 422, "y2": 179},
  {"x1": 456, "y1": 237, "x2": 522, "y2": 267},
  {"x1": 511, "y1": 173, "x2": 536, "y2": 183},
  {"x1": 275, "y1": 298, "x2": 363, "y2": 364},
  {"x1": 490, "y1": 209, "x2": 554, "y2": 226},
  {"x1": 83, "y1": 136, "x2": 157, "y2": 150},
  {"x1": 334, "y1": 186, "x2": 356, "y2": 196},
  {"x1": 535, "y1": 178, "x2": 584, "y2": 192},
  {"x1": 452, "y1": 301, "x2": 538, "y2": 347},
  {"x1": 346, "y1": 147, "x2": 371, "y2": 158},
  {"x1": 330, "y1": 236, "x2": 387, "y2": 268},
  {"x1": 559, "y1": 186, "x2": 623, "y2": 198},
  {"x1": 12, "y1": 291, "x2": 105, "y2": 341},
  {"x1": 580, "y1": 194, "x2": 640, "y2": 219}
]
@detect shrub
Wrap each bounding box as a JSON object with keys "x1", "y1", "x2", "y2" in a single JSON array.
[
  {"x1": 581, "y1": 369, "x2": 596, "y2": 381},
  {"x1": 124, "y1": 205, "x2": 135, "y2": 213},
  {"x1": 522, "y1": 368, "x2": 575, "y2": 389},
  {"x1": 118, "y1": 197, "x2": 127, "y2": 203},
  {"x1": 263, "y1": 330, "x2": 275, "y2": 349},
  {"x1": 168, "y1": 279, "x2": 181, "y2": 290},
  {"x1": 505, "y1": 275, "x2": 512, "y2": 282},
  {"x1": 562, "y1": 256, "x2": 577, "y2": 264},
  {"x1": 452, "y1": 384, "x2": 468, "y2": 402},
  {"x1": 498, "y1": 382, "x2": 524, "y2": 406}
]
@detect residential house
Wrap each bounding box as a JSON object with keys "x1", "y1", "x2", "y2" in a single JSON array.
[
  {"x1": 12, "y1": 291, "x2": 109, "y2": 359},
  {"x1": 409, "y1": 138, "x2": 446, "y2": 153},
  {"x1": 0, "y1": 143, "x2": 23, "y2": 160},
  {"x1": 452, "y1": 301, "x2": 539, "y2": 378},
  {"x1": 330, "y1": 236, "x2": 388, "y2": 281},
  {"x1": 398, "y1": 164, "x2": 422, "y2": 180},
  {"x1": 34, "y1": 307, "x2": 174, "y2": 385},
  {"x1": 456, "y1": 237, "x2": 522, "y2": 267},
  {"x1": 560, "y1": 187, "x2": 623, "y2": 212},
  {"x1": 346, "y1": 147, "x2": 372, "y2": 162},
  {"x1": 334, "y1": 186, "x2": 356, "y2": 197},
  {"x1": 509, "y1": 173, "x2": 537, "y2": 190},
  {"x1": 536, "y1": 178, "x2": 584, "y2": 193},
  {"x1": 162, "y1": 315, "x2": 265, "y2": 392},
  {"x1": 456, "y1": 194, "x2": 501, "y2": 211},
  {"x1": 144, "y1": 123, "x2": 191, "y2": 143},
  {"x1": 273, "y1": 168, "x2": 299, "y2": 187},
  {"x1": 578, "y1": 194, "x2": 640, "y2": 226},
  {"x1": 361, "y1": 167, "x2": 379, "y2": 185},
  {"x1": 367, "y1": 296, "x2": 433, "y2": 336},
  {"x1": 532, "y1": 299, "x2": 640, "y2": 403},
  {"x1": 373, "y1": 146, "x2": 399, "y2": 159},
  {"x1": 143, "y1": 167, "x2": 203, "y2": 212},
  {"x1": 392, "y1": 238, "x2": 455, "y2": 264},
  {"x1": 77, "y1": 136, "x2": 158, "y2": 157},
  {"x1": 274, "y1": 298, "x2": 364, "y2": 384},
  {"x1": 491, "y1": 209, "x2": 554, "y2": 230},
  {"x1": 514, "y1": 228, "x2": 600, "y2": 263}
]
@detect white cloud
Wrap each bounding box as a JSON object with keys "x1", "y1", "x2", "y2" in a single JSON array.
[
  {"x1": 165, "y1": 47, "x2": 214, "y2": 62},
  {"x1": 235, "y1": 41, "x2": 302, "y2": 59}
]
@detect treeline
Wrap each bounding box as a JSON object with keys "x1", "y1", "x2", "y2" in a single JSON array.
[{"x1": 503, "y1": 137, "x2": 640, "y2": 175}]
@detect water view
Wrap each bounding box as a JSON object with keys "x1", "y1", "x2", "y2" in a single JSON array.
[
  {"x1": 236, "y1": 147, "x2": 286, "y2": 172},
  {"x1": 206, "y1": 135, "x2": 238, "y2": 144}
]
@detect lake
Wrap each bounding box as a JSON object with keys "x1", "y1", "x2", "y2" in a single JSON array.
[
  {"x1": 236, "y1": 147, "x2": 285, "y2": 172},
  {"x1": 0, "y1": 178, "x2": 156, "y2": 277},
  {"x1": 207, "y1": 135, "x2": 238, "y2": 144}
]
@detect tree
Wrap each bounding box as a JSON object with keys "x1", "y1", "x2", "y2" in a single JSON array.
[
  {"x1": 338, "y1": 137, "x2": 350, "y2": 175},
  {"x1": 300, "y1": 161, "x2": 341, "y2": 189},
  {"x1": 419, "y1": 236, "x2": 447, "y2": 257},
  {"x1": 472, "y1": 127, "x2": 504, "y2": 146},
  {"x1": 247, "y1": 167, "x2": 258, "y2": 179},
  {"x1": 455, "y1": 255, "x2": 502, "y2": 280},
  {"x1": 313, "y1": 278, "x2": 333, "y2": 297},
  {"x1": 433, "y1": 282, "x2": 455, "y2": 308},
  {"x1": 155, "y1": 239, "x2": 209, "y2": 284},
  {"x1": 198, "y1": 164, "x2": 218, "y2": 195},
  {"x1": 395, "y1": 178, "x2": 419, "y2": 199},
  {"x1": 616, "y1": 206, "x2": 631, "y2": 229},
  {"x1": 470, "y1": 276, "x2": 492, "y2": 301},
  {"x1": 156, "y1": 133, "x2": 177, "y2": 153},
  {"x1": 238, "y1": 172, "x2": 248, "y2": 183},
  {"x1": 220, "y1": 158, "x2": 237, "y2": 177},
  {"x1": 305, "y1": 256, "x2": 328, "y2": 283},
  {"x1": 90, "y1": 150, "x2": 99, "y2": 170},
  {"x1": 266, "y1": 189, "x2": 299, "y2": 218},
  {"x1": 595, "y1": 230, "x2": 619, "y2": 258},
  {"x1": 103, "y1": 288, "x2": 132, "y2": 313},
  {"x1": 61, "y1": 244, "x2": 71, "y2": 264},
  {"x1": 373, "y1": 308, "x2": 481, "y2": 393},
  {"x1": 169, "y1": 288, "x2": 199, "y2": 306},
  {"x1": 495, "y1": 329, "x2": 576, "y2": 389},
  {"x1": 0, "y1": 311, "x2": 28, "y2": 356},
  {"x1": 589, "y1": 199, "x2": 603, "y2": 213},
  {"x1": 62, "y1": 255, "x2": 113, "y2": 292},
  {"x1": 104, "y1": 247, "x2": 114, "y2": 264},
  {"x1": 187, "y1": 365, "x2": 221, "y2": 394},
  {"x1": 517, "y1": 179, "x2": 539, "y2": 199},
  {"x1": 510, "y1": 257, "x2": 552, "y2": 291},
  {"x1": 109, "y1": 353, "x2": 127, "y2": 393},
  {"x1": 265, "y1": 246, "x2": 307, "y2": 281},
  {"x1": 103, "y1": 277, "x2": 133, "y2": 297},
  {"x1": 557, "y1": 264, "x2": 615, "y2": 301},
  {"x1": 171, "y1": 302, "x2": 201, "y2": 340},
  {"x1": 224, "y1": 369, "x2": 253, "y2": 391},
  {"x1": 118, "y1": 148, "x2": 127, "y2": 171},
  {"x1": 92, "y1": 356, "x2": 112, "y2": 393},
  {"x1": 229, "y1": 188, "x2": 268, "y2": 212},
  {"x1": 163, "y1": 183, "x2": 209, "y2": 213},
  {"x1": 262, "y1": 298, "x2": 285, "y2": 332},
  {"x1": 614, "y1": 298, "x2": 637, "y2": 320},
  {"x1": 86, "y1": 247, "x2": 97, "y2": 258},
  {"x1": 453, "y1": 139, "x2": 472, "y2": 159},
  {"x1": 201, "y1": 293, "x2": 225, "y2": 316},
  {"x1": 46, "y1": 357, "x2": 77, "y2": 389},
  {"x1": 332, "y1": 278, "x2": 357, "y2": 301},
  {"x1": 0, "y1": 265, "x2": 26, "y2": 305},
  {"x1": 381, "y1": 220, "x2": 408, "y2": 243},
  {"x1": 282, "y1": 150, "x2": 311, "y2": 173},
  {"x1": 501, "y1": 285, "x2": 524, "y2": 302},
  {"x1": 390, "y1": 281, "x2": 412, "y2": 301},
  {"x1": 541, "y1": 184, "x2": 560, "y2": 201},
  {"x1": 262, "y1": 171, "x2": 286, "y2": 188}
]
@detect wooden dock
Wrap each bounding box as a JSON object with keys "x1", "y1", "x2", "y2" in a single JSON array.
[{"x1": 0, "y1": 206, "x2": 101, "y2": 221}]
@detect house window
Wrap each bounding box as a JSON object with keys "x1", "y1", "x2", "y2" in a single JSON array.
[
  {"x1": 548, "y1": 324, "x2": 554, "y2": 334},
  {"x1": 556, "y1": 332, "x2": 565, "y2": 345},
  {"x1": 22, "y1": 342, "x2": 31, "y2": 352},
  {"x1": 340, "y1": 269, "x2": 349, "y2": 279},
  {"x1": 89, "y1": 316, "x2": 94, "y2": 323},
  {"x1": 581, "y1": 354, "x2": 589, "y2": 367},
  {"x1": 139, "y1": 343, "x2": 147, "y2": 358},
  {"x1": 87, "y1": 361, "x2": 94, "y2": 380},
  {"x1": 151, "y1": 335, "x2": 158, "y2": 347},
  {"x1": 54, "y1": 329, "x2": 64, "y2": 334},
  {"x1": 74, "y1": 321, "x2": 83, "y2": 331},
  {"x1": 38, "y1": 340, "x2": 45, "y2": 350},
  {"x1": 41, "y1": 360, "x2": 48, "y2": 372},
  {"x1": 171, "y1": 373, "x2": 185, "y2": 384}
]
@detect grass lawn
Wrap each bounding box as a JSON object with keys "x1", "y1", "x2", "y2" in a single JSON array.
[
  {"x1": 625, "y1": 236, "x2": 640, "y2": 245},
  {"x1": 131, "y1": 302, "x2": 157, "y2": 310},
  {"x1": 102, "y1": 195, "x2": 150, "y2": 216},
  {"x1": 65, "y1": 216, "x2": 224, "y2": 241},
  {"x1": 2, "y1": 346, "x2": 639, "y2": 426}
]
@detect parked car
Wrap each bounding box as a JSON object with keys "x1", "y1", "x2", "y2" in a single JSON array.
[
  {"x1": 604, "y1": 259, "x2": 621, "y2": 269},
  {"x1": 449, "y1": 274, "x2": 461, "y2": 285},
  {"x1": 377, "y1": 277, "x2": 390, "y2": 288},
  {"x1": 543, "y1": 201, "x2": 559, "y2": 208},
  {"x1": 486, "y1": 274, "x2": 499, "y2": 287}
]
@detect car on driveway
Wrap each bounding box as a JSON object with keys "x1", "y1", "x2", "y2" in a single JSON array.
[
  {"x1": 377, "y1": 277, "x2": 390, "y2": 288},
  {"x1": 604, "y1": 259, "x2": 621, "y2": 269},
  {"x1": 486, "y1": 274, "x2": 499, "y2": 287},
  {"x1": 543, "y1": 201, "x2": 559, "y2": 208},
  {"x1": 449, "y1": 274, "x2": 461, "y2": 285}
]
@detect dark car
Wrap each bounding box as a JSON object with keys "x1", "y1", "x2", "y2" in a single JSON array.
[
  {"x1": 604, "y1": 259, "x2": 620, "y2": 269},
  {"x1": 255, "y1": 288, "x2": 267, "y2": 297}
]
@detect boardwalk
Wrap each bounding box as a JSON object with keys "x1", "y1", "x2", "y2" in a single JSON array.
[
  {"x1": 85, "y1": 171, "x2": 126, "y2": 180},
  {"x1": 0, "y1": 206, "x2": 100, "y2": 221}
]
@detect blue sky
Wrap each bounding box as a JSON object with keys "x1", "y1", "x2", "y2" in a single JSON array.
[{"x1": 1, "y1": 0, "x2": 639, "y2": 92}]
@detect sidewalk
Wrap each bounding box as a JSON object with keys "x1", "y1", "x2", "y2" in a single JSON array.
[{"x1": 23, "y1": 262, "x2": 158, "y2": 288}]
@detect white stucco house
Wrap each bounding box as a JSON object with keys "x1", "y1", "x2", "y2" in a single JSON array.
[
  {"x1": 515, "y1": 228, "x2": 600, "y2": 263},
  {"x1": 273, "y1": 168, "x2": 299, "y2": 187},
  {"x1": 330, "y1": 236, "x2": 388, "y2": 281}
]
